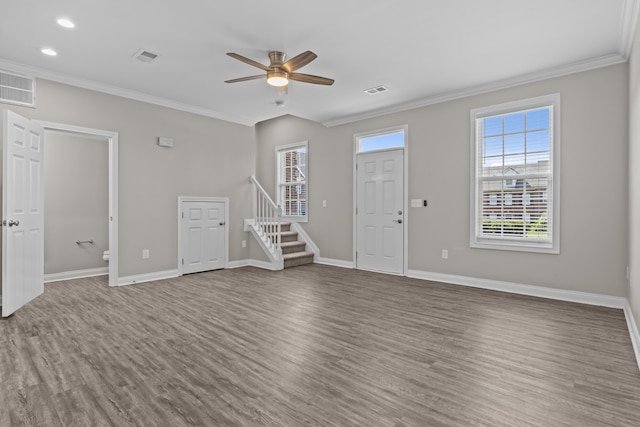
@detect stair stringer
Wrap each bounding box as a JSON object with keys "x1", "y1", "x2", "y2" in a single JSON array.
[
  {"x1": 289, "y1": 222, "x2": 320, "y2": 262},
  {"x1": 244, "y1": 219, "x2": 284, "y2": 270}
]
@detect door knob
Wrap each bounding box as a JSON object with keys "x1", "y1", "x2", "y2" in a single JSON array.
[
  {"x1": 219, "y1": 221, "x2": 226, "y2": 226},
  {"x1": 8, "y1": 220, "x2": 19, "y2": 227},
  {"x1": 393, "y1": 219, "x2": 403, "y2": 224}
]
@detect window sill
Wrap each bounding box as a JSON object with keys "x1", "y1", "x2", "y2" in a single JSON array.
[{"x1": 471, "y1": 240, "x2": 559, "y2": 254}]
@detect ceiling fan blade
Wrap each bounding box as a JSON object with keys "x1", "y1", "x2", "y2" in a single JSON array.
[
  {"x1": 226, "y1": 53, "x2": 271, "y2": 71},
  {"x1": 281, "y1": 51, "x2": 317, "y2": 73},
  {"x1": 224, "y1": 75, "x2": 265, "y2": 83},
  {"x1": 289, "y1": 73, "x2": 334, "y2": 86}
]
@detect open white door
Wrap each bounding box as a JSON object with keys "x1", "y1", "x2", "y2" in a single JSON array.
[
  {"x1": 2, "y1": 110, "x2": 44, "y2": 317},
  {"x1": 356, "y1": 149, "x2": 404, "y2": 274}
]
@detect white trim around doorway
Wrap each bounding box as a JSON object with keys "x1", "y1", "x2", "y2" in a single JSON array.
[
  {"x1": 353, "y1": 125, "x2": 409, "y2": 275},
  {"x1": 36, "y1": 121, "x2": 119, "y2": 287},
  {"x1": 177, "y1": 196, "x2": 230, "y2": 275}
]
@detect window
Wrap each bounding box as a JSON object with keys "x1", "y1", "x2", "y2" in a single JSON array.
[
  {"x1": 470, "y1": 94, "x2": 560, "y2": 253},
  {"x1": 276, "y1": 141, "x2": 307, "y2": 220},
  {"x1": 356, "y1": 128, "x2": 405, "y2": 153}
]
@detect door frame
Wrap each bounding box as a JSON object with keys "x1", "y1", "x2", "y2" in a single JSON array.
[
  {"x1": 177, "y1": 196, "x2": 229, "y2": 275},
  {"x1": 36, "y1": 121, "x2": 119, "y2": 287},
  {"x1": 353, "y1": 125, "x2": 409, "y2": 275}
]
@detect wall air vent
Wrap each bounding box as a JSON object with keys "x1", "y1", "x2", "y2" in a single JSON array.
[
  {"x1": 134, "y1": 49, "x2": 159, "y2": 63},
  {"x1": 364, "y1": 85, "x2": 388, "y2": 95},
  {"x1": 0, "y1": 70, "x2": 35, "y2": 107}
]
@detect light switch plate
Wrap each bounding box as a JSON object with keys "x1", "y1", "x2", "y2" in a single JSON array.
[{"x1": 411, "y1": 199, "x2": 422, "y2": 208}]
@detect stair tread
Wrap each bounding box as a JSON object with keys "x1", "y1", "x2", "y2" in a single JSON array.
[
  {"x1": 281, "y1": 241, "x2": 306, "y2": 247},
  {"x1": 282, "y1": 251, "x2": 315, "y2": 260},
  {"x1": 268, "y1": 230, "x2": 297, "y2": 236}
]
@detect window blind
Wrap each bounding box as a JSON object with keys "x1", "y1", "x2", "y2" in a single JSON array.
[
  {"x1": 277, "y1": 144, "x2": 307, "y2": 218},
  {"x1": 475, "y1": 105, "x2": 554, "y2": 246}
]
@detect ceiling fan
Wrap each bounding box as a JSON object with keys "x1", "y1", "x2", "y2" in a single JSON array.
[{"x1": 224, "y1": 51, "x2": 334, "y2": 87}]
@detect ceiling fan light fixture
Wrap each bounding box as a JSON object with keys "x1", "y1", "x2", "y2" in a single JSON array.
[{"x1": 267, "y1": 70, "x2": 288, "y2": 87}]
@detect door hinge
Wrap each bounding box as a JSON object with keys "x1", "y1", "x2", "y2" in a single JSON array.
[
  {"x1": 356, "y1": 207, "x2": 358, "y2": 215},
  {"x1": 182, "y1": 212, "x2": 184, "y2": 219},
  {"x1": 356, "y1": 251, "x2": 358, "y2": 259},
  {"x1": 182, "y1": 258, "x2": 184, "y2": 265}
]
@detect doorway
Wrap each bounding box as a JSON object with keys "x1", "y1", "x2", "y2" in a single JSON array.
[
  {"x1": 178, "y1": 197, "x2": 229, "y2": 275},
  {"x1": 38, "y1": 121, "x2": 119, "y2": 286},
  {"x1": 353, "y1": 126, "x2": 408, "y2": 275}
]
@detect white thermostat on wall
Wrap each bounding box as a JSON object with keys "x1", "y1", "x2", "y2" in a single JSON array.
[{"x1": 158, "y1": 136, "x2": 174, "y2": 148}]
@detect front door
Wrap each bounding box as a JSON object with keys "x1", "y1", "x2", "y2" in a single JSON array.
[
  {"x1": 2, "y1": 110, "x2": 45, "y2": 317},
  {"x1": 181, "y1": 200, "x2": 226, "y2": 274},
  {"x1": 356, "y1": 149, "x2": 404, "y2": 274}
]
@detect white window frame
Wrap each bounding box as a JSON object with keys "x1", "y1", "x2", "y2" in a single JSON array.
[
  {"x1": 356, "y1": 127, "x2": 406, "y2": 153},
  {"x1": 276, "y1": 141, "x2": 308, "y2": 222},
  {"x1": 470, "y1": 94, "x2": 560, "y2": 254}
]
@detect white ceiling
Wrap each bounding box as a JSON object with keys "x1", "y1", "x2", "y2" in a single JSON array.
[{"x1": 0, "y1": 0, "x2": 637, "y2": 126}]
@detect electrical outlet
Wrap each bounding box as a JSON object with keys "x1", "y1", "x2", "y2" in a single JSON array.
[
  {"x1": 442, "y1": 249, "x2": 448, "y2": 259},
  {"x1": 142, "y1": 249, "x2": 149, "y2": 259},
  {"x1": 242, "y1": 240, "x2": 246, "y2": 248},
  {"x1": 322, "y1": 200, "x2": 327, "y2": 208}
]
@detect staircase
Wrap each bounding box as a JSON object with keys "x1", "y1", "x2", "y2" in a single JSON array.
[
  {"x1": 279, "y1": 222, "x2": 314, "y2": 268},
  {"x1": 245, "y1": 176, "x2": 317, "y2": 270}
]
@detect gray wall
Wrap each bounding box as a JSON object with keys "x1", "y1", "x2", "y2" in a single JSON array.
[
  {"x1": 629, "y1": 13, "x2": 640, "y2": 335},
  {"x1": 1, "y1": 78, "x2": 255, "y2": 277},
  {"x1": 255, "y1": 64, "x2": 629, "y2": 297},
  {"x1": 44, "y1": 132, "x2": 108, "y2": 274}
]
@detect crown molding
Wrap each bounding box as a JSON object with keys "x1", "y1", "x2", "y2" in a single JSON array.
[
  {"x1": 619, "y1": 0, "x2": 640, "y2": 58},
  {"x1": 0, "y1": 59, "x2": 255, "y2": 127},
  {"x1": 322, "y1": 53, "x2": 627, "y2": 127}
]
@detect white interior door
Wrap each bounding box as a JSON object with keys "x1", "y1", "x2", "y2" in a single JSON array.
[
  {"x1": 356, "y1": 149, "x2": 404, "y2": 274},
  {"x1": 181, "y1": 200, "x2": 226, "y2": 274},
  {"x1": 2, "y1": 110, "x2": 45, "y2": 317}
]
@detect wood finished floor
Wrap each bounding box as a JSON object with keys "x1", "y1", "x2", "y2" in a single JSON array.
[{"x1": 2, "y1": 265, "x2": 640, "y2": 426}]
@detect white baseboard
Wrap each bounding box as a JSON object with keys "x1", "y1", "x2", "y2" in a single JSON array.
[
  {"x1": 247, "y1": 259, "x2": 281, "y2": 270},
  {"x1": 117, "y1": 269, "x2": 179, "y2": 286},
  {"x1": 316, "y1": 257, "x2": 354, "y2": 269},
  {"x1": 45, "y1": 267, "x2": 108, "y2": 283},
  {"x1": 227, "y1": 259, "x2": 251, "y2": 269},
  {"x1": 230, "y1": 257, "x2": 354, "y2": 270},
  {"x1": 407, "y1": 269, "x2": 626, "y2": 309},
  {"x1": 227, "y1": 259, "x2": 281, "y2": 271},
  {"x1": 623, "y1": 300, "x2": 640, "y2": 372}
]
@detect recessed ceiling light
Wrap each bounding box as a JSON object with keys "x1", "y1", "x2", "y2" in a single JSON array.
[
  {"x1": 56, "y1": 18, "x2": 75, "y2": 28},
  {"x1": 41, "y1": 48, "x2": 58, "y2": 56}
]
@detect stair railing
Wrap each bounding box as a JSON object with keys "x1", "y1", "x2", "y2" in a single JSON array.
[{"x1": 249, "y1": 176, "x2": 282, "y2": 254}]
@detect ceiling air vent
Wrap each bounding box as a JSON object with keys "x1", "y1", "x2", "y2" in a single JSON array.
[
  {"x1": 0, "y1": 70, "x2": 35, "y2": 107},
  {"x1": 134, "y1": 49, "x2": 159, "y2": 63},
  {"x1": 364, "y1": 85, "x2": 388, "y2": 95}
]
